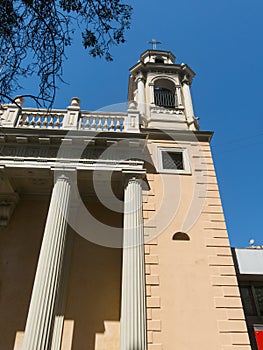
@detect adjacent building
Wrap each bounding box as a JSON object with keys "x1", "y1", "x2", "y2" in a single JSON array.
[{"x1": 233, "y1": 247, "x2": 263, "y2": 350}]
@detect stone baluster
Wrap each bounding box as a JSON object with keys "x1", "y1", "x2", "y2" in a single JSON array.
[
  {"x1": 22, "y1": 174, "x2": 71, "y2": 350},
  {"x1": 120, "y1": 174, "x2": 147, "y2": 350}
]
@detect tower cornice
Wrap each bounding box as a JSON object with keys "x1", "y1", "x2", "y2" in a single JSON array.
[{"x1": 140, "y1": 49, "x2": 176, "y2": 62}]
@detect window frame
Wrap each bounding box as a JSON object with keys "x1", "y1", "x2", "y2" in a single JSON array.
[
  {"x1": 157, "y1": 147, "x2": 191, "y2": 174},
  {"x1": 240, "y1": 284, "x2": 263, "y2": 317}
]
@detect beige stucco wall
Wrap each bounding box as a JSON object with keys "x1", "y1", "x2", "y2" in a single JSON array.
[
  {"x1": 143, "y1": 139, "x2": 251, "y2": 350},
  {"x1": 62, "y1": 213, "x2": 122, "y2": 350}
]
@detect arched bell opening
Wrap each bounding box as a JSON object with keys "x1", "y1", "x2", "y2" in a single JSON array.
[
  {"x1": 154, "y1": 79, "x2": 176, "y2": 109},
  {"x1": 155, "y1": 57, "x2": 164, "y2": 64}
]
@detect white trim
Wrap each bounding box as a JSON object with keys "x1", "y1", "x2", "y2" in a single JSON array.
[
  {"x1": 149, "y1": 74, "x2": 178, "y2": 85},
  {"x1": 157, "y1": 147, "x2": 191, "y2": 174},
  {"x1": 0, "y1": 158, "x2": 144, "y2": 172}
]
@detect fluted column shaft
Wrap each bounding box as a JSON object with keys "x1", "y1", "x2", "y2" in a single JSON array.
[
  {"x1": 120, "y1": 176, "x2": 147, "y2": 350},
  {"x1": 22, "y1": 175, "x2": 71, "y2": 350},
  {"x1": 50, "y1": 229, "x2": 73, "y2": 350}
]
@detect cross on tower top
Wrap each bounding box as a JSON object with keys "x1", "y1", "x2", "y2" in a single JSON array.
[{"x1": 148, "y1": 39, "x2": 162, "y2": 50}]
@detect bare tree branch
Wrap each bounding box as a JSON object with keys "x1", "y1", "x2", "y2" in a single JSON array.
[{"x1": 0, "y1": 0, "x2": 132, "y2": 108}]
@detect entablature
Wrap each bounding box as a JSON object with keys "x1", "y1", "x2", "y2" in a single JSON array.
[{"x1": 0, "y1": 129, "x2": 147, "y2": 173}]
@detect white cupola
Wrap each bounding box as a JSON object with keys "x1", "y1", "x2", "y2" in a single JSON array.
[{"x1": 128, "y1": 49, "x2": 199, "y2": 131}]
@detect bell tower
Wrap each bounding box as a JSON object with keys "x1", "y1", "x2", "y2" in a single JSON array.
[{"x1": 128, "y1": 49, "x2": 199, "y2": 130}]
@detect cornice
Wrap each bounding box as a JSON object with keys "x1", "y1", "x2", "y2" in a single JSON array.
[
  {"x1": 0, "y1": 127, "x2": 148, "y2": 143},
  {"x1": 0, "y1": 127, "x2": 212, "y2": 144},
  {"x1": 140, "y1": 129, "x2": 214, "y2": 143},
  {"x1": 129, "y1": 62, "x2": 195, "y2": 79},
  {"x1": 140, "y1": 49, "x2": 176, "y2": 62}
]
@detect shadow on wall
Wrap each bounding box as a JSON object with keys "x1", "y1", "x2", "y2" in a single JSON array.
[
  {"x1": 64, "y1": 226, "x2": 122, "y2": 349},
  {"x1": 0, "y1": 199, "x2": 49, "y2": 350}
]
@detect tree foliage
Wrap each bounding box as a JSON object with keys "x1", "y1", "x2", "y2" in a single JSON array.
[{"x1": 0, "y1": 0, "x2": 132, "y2": 107}]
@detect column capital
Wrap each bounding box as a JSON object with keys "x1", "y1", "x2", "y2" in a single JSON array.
[
  {"x1": 55, "y1": 174, "x2": 71, "y2": 184},
  {"x1": 52, "y1": 168, "x2": 76, "y2": 182},
  {"x1": 122, "y1": 170, "x2": 147, "y2": 196},
  {"x1": 136, "y1": 71, "x2": 146, "y2": 83},
  {"x1": 182, "y1": 74, "x2": 192, "y2": 85},
  {"x1": 122, "y1": 169, "x2": 146, "y2": 180}
]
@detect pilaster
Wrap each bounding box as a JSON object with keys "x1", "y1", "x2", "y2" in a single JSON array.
[
  {"x1": 0, "y1": 172, "x2": 19, "y2": 227},
  {"x1": 0, "y1": 193, "x2": 19, "y2": 227},
  {"x1": 120, "y1": 172, "x2": 147, "y2": 350}
]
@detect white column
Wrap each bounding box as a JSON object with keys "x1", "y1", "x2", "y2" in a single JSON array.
[
  {"x1": 182, "y1": 77, "x2": 196, "y2": 129},
  {"x1": 22, "y1": 175, "x2": 71, "y2": 350},
  {"x1": 120, "y1": 175, "x2": 147, "y2": 350},
  {"x1": 50, "y1": 229, "x2": 73, "y2": 350},
  {"x1": 149, "y1": 82, "x2": 155, "y2": 105},
  {"x1": 137, "y1": 73, "x2": 146, "y2": 116}
]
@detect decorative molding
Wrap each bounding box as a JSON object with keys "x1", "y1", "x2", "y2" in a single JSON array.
[
  {"x1": 150, "y1": 107, "x2": 184, "y2": 115},
  {"x1": 136, "y1": 71, "x2": 146, "y2": 83},
  {"x1": 182, "y1": 74, "x2": 191, "y2": 85}
]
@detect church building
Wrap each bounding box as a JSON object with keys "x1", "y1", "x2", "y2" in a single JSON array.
[{"x1": 0, "y1": 49, "x2": 252, "y2": 350}]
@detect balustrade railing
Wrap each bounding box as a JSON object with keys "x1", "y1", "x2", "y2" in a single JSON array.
[
  {"x1": 80, "y1": 113, "x2": 126, "y2": 132},
  {"x1": 1, "y1": 100, "x2": 140, "y2": 132},
  {"x1": 18, "y1": 110, "x2": 65, "y2": 129}
]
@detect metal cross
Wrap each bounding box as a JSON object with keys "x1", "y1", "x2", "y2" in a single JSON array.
[{"x1": 148, "y1": 39, "x2": 162, "y2": 50}]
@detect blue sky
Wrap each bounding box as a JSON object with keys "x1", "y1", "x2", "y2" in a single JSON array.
[{"x1": 21, "y1": 0, "x2": 263, "y2": 247}]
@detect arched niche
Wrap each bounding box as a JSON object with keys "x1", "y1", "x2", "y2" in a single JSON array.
[{"x1": 172, "y1": 232, "x2": 190, "y2": 241}]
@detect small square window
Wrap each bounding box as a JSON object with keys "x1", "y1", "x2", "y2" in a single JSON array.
[
  {"x1": 162, "y1": 151, "x2": 184, "y2": 170},
  {"x1": 157, "y1": 147, "x2": 191, "y2": 174}
]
